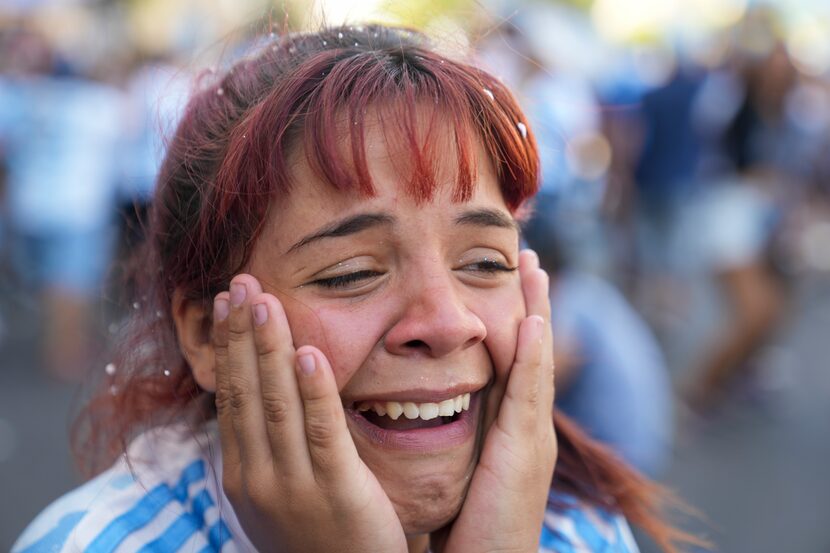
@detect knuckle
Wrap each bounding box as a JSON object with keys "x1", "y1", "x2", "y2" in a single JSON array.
[
  {"x1": 213, "y1": 339, "x2": 229, "y2": 356},
  {"x1": 212, "y1": 348, "x2": 230, "y2": 368},
  {"x1": 261, "y1": 392, "x2": 291, "y2": 425},
  {"x1": 255, "y1": 336, "x2": 280, "y2": 356},
  {"x1": 213, "y1": 388, "x2": 233, "y2": 414},
  {"x1": 304, "y1": 408, "x2": 339, "y2": 449},
  {"x1": 226, "y1": 322, "x2": 249, "y2": 342},
  {"x1": 305, "y1": 419, "x2": 336, "y2": 448},
  {"x1": 525, "y1": 382, "x2": 540, "y2": 407},
  {"x1": 226, "y1": 375, "x2": 252, "y2": 412}
]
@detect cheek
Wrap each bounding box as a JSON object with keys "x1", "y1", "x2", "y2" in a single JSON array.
[
  {"x1": 475, "y1": 283, "x2": 525, "y2": 377},
  {"x1": 279, "y1": 296, "x2": 384, "y2": 390}
]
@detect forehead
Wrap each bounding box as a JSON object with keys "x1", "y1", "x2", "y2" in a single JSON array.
[
  {"x1": 287, "y1": 101, "x2": 495, "y2": 200},
  {"x1": 291, "y1": 102, "x2": 504, "y2": 199},
  {"x1": 265, "y1": 121, "x2": 509, "y2": 251},
  {"x1": 289, "y1": 143, "x2": 503, "y2": 211}
]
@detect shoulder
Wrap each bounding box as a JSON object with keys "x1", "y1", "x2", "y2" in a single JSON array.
[
  {"x1": 12, "y1": 424, "x2": 240, "y2": 553},
  {"x1": 539, "y1": 492, "x2": 640, "y2": 553}
]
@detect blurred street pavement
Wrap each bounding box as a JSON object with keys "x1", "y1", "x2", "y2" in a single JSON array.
[{"x1": 641, "y1": 275, "x2": 830, "y2": 553}]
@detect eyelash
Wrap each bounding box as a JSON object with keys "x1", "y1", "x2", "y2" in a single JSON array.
[
  {"x1": 312, "y1": 270, "x2": 382, "y2": 289},
  {"x1": 467, "y1": 259, "x2": 517, "y2": 274},
  {"x1": 311, "y1": 260, "x2": 515, "y2": 289}
]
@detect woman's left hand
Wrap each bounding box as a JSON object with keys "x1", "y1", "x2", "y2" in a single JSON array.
[{"x1": 432, "y1": 249, "x2": 557, "y2": 553}]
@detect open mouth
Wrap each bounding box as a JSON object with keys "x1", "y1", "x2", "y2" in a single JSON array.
[
  {"x1": 354, "y1": 393, "x2": 471, "y2": 431},
  {"x1": 346, "y1": 391, "x2": 479, "y2": 450}
]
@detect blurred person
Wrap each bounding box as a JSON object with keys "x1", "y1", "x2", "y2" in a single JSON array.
[
  {"x1": 678, "y1": 178, "x2": 785, "y2": 413},
  {"x1": 118, "y1": 58, "x2": 185, "y2": 244},
  {"x1": 628, "y1": 63, "x2": 709, "y2": 336},
  {"x1": 12, "y1": 24, "x2": 707, "y2": 553},
  {"x1": 0, "y1": 118, "x2": 7, "y2": 345},
  {"x1": 525, "y1": 194, "x2": 673, "y2": 477},
  {"x1": 612, "y1": 47, "x2": 788, "y2": 418},
  {"x1": 634, "y1": 66, "x2": 704, "y2": 221},
  {"x1": 521, "y1": 65, "x2": 610, "y2": 276},
  {"x1": 478, "y1": 16, "x2": 612, "y2": 275},
  {"x1": 598, "y1": 98, "x2": 646, "y2": 292},
  {"x1": 481, "y1": 17, "x2": 672, "y2": 475},
  {"x1": 680, "y1": 45, "x2": 794, "y2": 413},
  {"x1": 0, "y1": 27, "x2": 122, "y2": 380},
  {"x1": 113, "y1": 55, "x2": 190, "y2": 305}
]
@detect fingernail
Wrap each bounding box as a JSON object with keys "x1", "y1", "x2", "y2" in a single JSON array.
[
  {"x1": 253, "y1": 303, "x2": 268, "y2": 326},
  {"x1": 214, "y1": 298, "x2": 229, "y2": 322},
  {"x1": 230, "y1": 283, "x2": 246, "y2": 307},
  {"x1": 298, "y1": 353, "x2": 316, "y2": 375}
]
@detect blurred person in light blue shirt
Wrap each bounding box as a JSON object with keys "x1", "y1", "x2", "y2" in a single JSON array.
[
  {"x1": 111, "y1": 59, "x2": 189, "y2": 302},
  {"x1": 0, "y1": 33, "x2": 122, "y2": 379},
  {"x1": 0, "y1": 78, "x2": 120, "y2": 238},
  {"x1": 481, "y1": 13, "x2": 673, "y2": 476},
  {"x1": 525, "y1": 195, "x2": 673, "y2": 477},
  {"x1": 478, "y1": 13, "x2": 612, "y2": 276},
  {"x1": 119, "y1": 59, "x2": 189, "y2": 207}
]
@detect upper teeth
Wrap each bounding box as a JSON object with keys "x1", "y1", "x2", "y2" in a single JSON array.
[{"x1": 356, "y1": 393, "x2": 471, "y2": 421}]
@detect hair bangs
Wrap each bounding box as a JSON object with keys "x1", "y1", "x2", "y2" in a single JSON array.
[{"x1": 238, "y1": 45, "x2": 540, "y2": 213}]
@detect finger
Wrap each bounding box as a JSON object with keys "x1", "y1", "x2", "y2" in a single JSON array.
[
  {"x1": 250, "y1": 292, "x2": 311, "y2": 477},
  {"x1": 482, "y1": 249, "x2": 543, "y2": 434},
  {"x1": 519, "y1": 249, "x2": 550, "y2": 321},
  {"x1": 539, "y1": 324, "x2": 556, "y2": 430},
  {"x1": 212, "y1": 291, "x2": 242, "y2": 475},
  {"x1": 519, "y1": 250, "x2": 556, "y2": 419},
  {"x1": 496, "y1": 314, "x2": 544, "y2": 438},
  {"x1": 294, "y1": 346, "x2": 361, "y2": 485},
  {"x1": 223, "y1": 274, "x2": 271, "y2": 467}
]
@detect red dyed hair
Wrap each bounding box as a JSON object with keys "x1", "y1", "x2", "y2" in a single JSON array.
[{"x1": 74, "y1": 24, "x2": 704, "y2": 552}]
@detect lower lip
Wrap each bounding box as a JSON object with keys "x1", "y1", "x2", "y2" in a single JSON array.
[{"x1": 346, "y1": 393, "x2": 481, "y2": 452}]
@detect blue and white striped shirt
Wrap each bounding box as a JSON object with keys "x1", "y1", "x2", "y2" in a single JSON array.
[{"x1": 13, "y1": 423, "x2": 639, "y2": 552}]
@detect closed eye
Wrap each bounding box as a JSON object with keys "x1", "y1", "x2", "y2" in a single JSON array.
[
  {"x1": 310, "y1": 270, "x2": 383, "y2": 289},
  {"x1": 464, "y1": 259, "x2": 517, "y2": 274}
]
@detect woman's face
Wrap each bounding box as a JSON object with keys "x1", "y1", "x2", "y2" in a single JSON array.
[{"x1": 247, "y1": 125, "x2": 526, "y2": 534}]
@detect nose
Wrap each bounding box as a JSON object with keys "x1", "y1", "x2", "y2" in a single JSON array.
[{"x1": 383, "y1": 271, "x2": 487, "y2": 359}]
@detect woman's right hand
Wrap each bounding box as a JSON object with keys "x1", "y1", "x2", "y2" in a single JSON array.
[{"x1": 211, "y1": 274, "x2": 408, "y2": 553}]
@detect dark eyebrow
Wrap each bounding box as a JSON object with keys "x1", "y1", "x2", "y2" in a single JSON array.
[
  {"x1": 287, "y1": 212, "x2": 394, "y2": 253},
  {"x1": 454, "y1": 208, "x2": 520, "y2": 233}
]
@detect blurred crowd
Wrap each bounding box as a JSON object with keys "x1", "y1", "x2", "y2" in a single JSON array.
[
  {"x1": 479, "y1": 3, "x2": 830, "y2": 477},
  {"x1": 0, "y1": 16, "x2": 190, "y2": 380},
  {"x1": 2, "y1": 1, "x2": 830, "y2": 484}
]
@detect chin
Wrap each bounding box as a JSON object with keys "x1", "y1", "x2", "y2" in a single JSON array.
[
  {"x1": 355, "y1": 437, "x2": 480, "y2": 533},
  {"x1": 382, "y1": 463, "x2": 472, "y2": 534}
]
